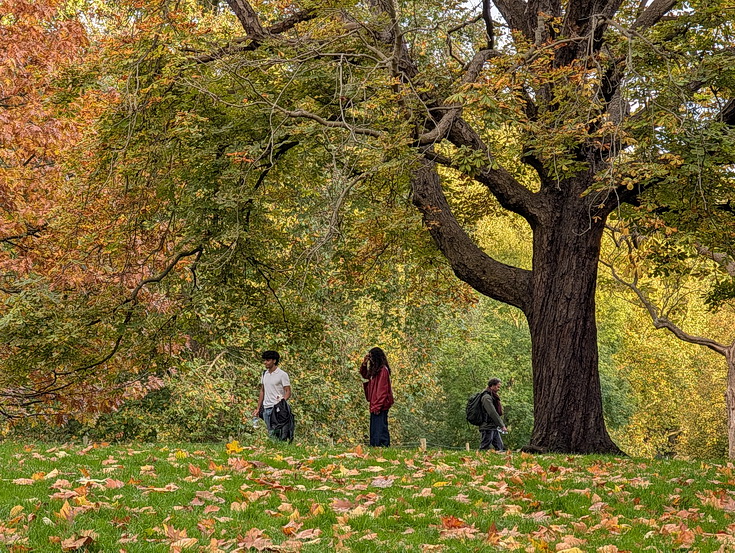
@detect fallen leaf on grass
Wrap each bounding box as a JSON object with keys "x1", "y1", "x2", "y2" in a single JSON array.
[
  {"x1": 237, "y1": 528, "x2": 273, "y2": 551},
  {"x1": 225, "y1": 440, "x2": 244, "y2": 455},
  {"x1": 196, "y1": 491, "x2": 225, "y2": 504},
  {"x1": 171, "y1": 537, "x2": 199, "y2": 549},
  {"x1": 371, "y1": 476, "x2": 394, "y2": 488},
  {"x1": 330, "y1": 499, "x2": 356, "y2": 513},
  {"x1": 60, "y1": 531, "x2": 97, "y2": 551},
  {"x1": 293, "y1": 528, "x2": 321, "y2": 540},
  {"x1": 241, "y1": 490, "x2": 271, "y2": 502},
  {"x1": 142, "y1": 483, "x2": 179, "y2": 493},
  {"x1": 414, "y1": 488, "x2": 433, "y2": 498},
  {"x1": 12, "y1": 479, "x2": 35, "y2": 486},
  {"x1": 105, "y1": 478, "x2": 124, "y2": 489},
  {"x1": 503, "y1": 504, "x2": 523, "y2": 515},
  {"x1": 555, "y1": 535, "x2": 586, "y2": 550},
  {"x1": 282, "y1": 521, "x2": 303, "y2": 536}
]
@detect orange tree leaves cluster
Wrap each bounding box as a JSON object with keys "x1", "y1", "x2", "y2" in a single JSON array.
[
  {"x1": 0, "y1": 1, "x2": 198, "y2": 421},
  {"x1": 0, "y1": 0, "x2": 87, "y2": 274}
]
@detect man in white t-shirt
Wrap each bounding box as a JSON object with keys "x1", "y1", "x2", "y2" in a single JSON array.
[{"x1": 252, "y1": 350, "x2": 291, "y2": 435}]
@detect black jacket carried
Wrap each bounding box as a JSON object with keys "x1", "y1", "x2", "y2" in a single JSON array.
[{"x1": 269, "y1": 399, "x2": 295, "y2": 442}]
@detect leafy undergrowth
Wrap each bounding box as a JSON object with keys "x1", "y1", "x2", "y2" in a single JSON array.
[{"x1": 1, "y1": 440, "x2": 734, "y2": 552}]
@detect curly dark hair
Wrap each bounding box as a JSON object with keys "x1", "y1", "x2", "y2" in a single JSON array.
[{"x1": 365, "y1": 346, "x2": 390, "y2": 378}]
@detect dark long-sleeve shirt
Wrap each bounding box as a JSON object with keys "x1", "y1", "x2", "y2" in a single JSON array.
[{"x1": 479, "y1": 393, "x2": 505, "y2": 430}]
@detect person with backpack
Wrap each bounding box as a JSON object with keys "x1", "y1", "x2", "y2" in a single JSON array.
[
  {"x1": 359, "y1": 347, "x2": 394, "y2": 447},
  {"x1": 479, "y1": 378, "x2": 507, "y2": 451},
  {"x1": 252, "y1": 350, "x2": 292, "y2": 440}
]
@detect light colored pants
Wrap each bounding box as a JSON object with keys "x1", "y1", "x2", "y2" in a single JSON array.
[{"x1": 263, "y1": 407, "x2": 274, "y2": 433}]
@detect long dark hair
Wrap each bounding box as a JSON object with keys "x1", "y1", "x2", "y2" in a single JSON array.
[{"x1": 365, "y1": 346, "x2": 390, "y2": 378}]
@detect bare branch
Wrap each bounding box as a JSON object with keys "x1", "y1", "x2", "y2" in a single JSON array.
[
  {"x1": 269, "y1": 106, "x2": 383, "y2": 137},
  {"x1": 482, "y1": 0, "x2": 494, "y2": 49},
  {"x1": 601, "y1": 255, "x2": 728, "y2": 356}
]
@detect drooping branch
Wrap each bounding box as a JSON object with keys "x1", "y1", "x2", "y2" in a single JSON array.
[
  {"x1": 268, "y1": 106, "x2": 383, "y2": 138},
  {"x1": 0, "y1": 223, "x2": 45, "y2": 248},
  {"x1": 124, "y1": 245, "x2": 204, "y2": 307},
  {"x1": 601, "y1": 256, "x2": 729, "y2": 356}
]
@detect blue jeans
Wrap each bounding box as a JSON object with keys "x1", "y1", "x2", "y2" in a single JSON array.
[
  {"x1": 263, "y1": 407, "x2": 274, "y2": 433},
  {"x1": 369, "y1": 410, "x2": 390, "y2": 447},
  {"x1": 480, "y1": 428, "x2": 505, "y2": 451}
]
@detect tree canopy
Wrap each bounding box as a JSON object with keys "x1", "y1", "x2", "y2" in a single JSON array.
[{"x1": 2, "y1": 0, "x2": 735, "y2": 453}]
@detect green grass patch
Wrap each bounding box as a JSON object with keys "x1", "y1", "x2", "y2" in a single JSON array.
[{"x1": 0, "y1": 439, "x2": 733, "y2": 552}]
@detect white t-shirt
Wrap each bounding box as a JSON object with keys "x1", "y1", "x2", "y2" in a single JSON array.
[{"x1": 262, "y1": 367, "x2": 291, "y2": 408}]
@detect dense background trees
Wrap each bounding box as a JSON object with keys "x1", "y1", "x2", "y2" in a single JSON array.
[{"x1": 1, "y1": 0, "x2": 734, "y2": 456}]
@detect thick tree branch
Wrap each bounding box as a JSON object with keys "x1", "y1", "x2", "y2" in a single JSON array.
[
  {"x1": 195, "y1": 8, "x2": 317, "y2": 63},
  {"x1": 493, "y1": 0, "x2": 533, "y2": 39},
  {"x1": 722, "y1": 99, "x2": 735, "y2": 126},
  {"x1": 632, "y1": 0, "x2": 678, "y2": 30},
  {"x1": 418, "y1": 48, "x2": 499, "y2": 144},
  {"x1": 442, "y1": 119, "x2": 539, "y2": 222},
  {"x1": 482, "y1": 0, "x2": 494, "y2": 49},
  {"x1": 411, "y1": 159, "x2": 532, "y2": 312},
  {"x1": 226, "y1": 0, "x2": 266, "y2": 38}
]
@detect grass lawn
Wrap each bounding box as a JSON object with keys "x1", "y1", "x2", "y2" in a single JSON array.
[{"x1": 0, "y1": 438, "x2": 733, "y2": 552}]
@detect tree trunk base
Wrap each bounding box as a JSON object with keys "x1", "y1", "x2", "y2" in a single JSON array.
[{"x1": 523, "y1": 440, "x2": 626, "y2": 456}]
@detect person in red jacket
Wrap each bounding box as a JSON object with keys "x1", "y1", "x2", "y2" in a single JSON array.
[{"x1": 359, "y1": 346, "x2": 394, "y2": 447}]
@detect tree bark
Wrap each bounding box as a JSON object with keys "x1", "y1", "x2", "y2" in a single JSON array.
[
  {"x1": 526, "y1": 194, "x2": 621, "y2": 453},
  {"x1": 413, "y1": 161, "x2": 623, "y2": 454}
]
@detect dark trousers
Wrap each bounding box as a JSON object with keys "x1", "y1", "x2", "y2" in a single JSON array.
[
  {"x1": 369, "y1": 410, "x2": 390, "y2": 447},
  {"x1": 480, "y1": 428, "x2": 505, "y2": 451}
]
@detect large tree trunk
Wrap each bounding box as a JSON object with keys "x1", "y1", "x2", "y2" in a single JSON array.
[
  {"x1": 526, "y1": 197, "x2": 621, "y2": 453},
  {"x1": 412, "y1": 161, "x2": 622, "y2": 454}
]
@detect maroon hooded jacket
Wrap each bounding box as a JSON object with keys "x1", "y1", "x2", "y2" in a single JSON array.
[{"x1": 360, "y1": 364, "x2": 394, "y2": 414}]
